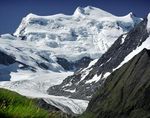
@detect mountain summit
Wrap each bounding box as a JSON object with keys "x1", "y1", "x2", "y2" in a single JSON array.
[
  {"x1": 13, "y1": 6, "x2": 141, "y2": 63},
  {"x1": 73, "y1": 6, "x2": 114, "y2": 18}
]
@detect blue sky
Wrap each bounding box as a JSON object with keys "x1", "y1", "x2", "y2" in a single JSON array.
[{"x1": 0, "y1": 0, "x2": 150, "y2": 34}]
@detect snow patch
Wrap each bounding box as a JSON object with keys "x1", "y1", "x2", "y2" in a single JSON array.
[
  {"x1": 106, "y1": 58, "x2": 111, "y2": 63},
  {"x1": 103, "y1": 72, "x2": 111, "y2": 79},
  {"x1": 121, "y1": 34, "x2": 127, "y2": 44},
  {"x1": 64, "y1": 88, "x2": 76, "y2": 93},
  {"x1": 85, "y1": 74, "x2": 102, "y2": 84},
  {"x1": 62, "y1": 81, "x2": 73, "y2": 88},
  {"x1": 80, "y1": 68, "x2": 92, "y2": 82},
  {"x1": 82, "y1": 59, "x2": 98, "y2": 72},
  {"x1": 147, "y1": 13, "x2": 150, "y2": 32},
  {"x1": 87, "y1": 59, "x2": 98, "y2": 68},
  {"x1": 115, "y1": 36, "x2": 150, "y2": 70}
]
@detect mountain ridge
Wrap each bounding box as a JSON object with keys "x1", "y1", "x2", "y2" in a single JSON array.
[
  {"x1": 47, "y1": 14, "x2": 149, "y2": 100},
  {"x1": 81, "y1": 48, "x2": 150, "y2": 118},
  {"x1": 13, "y1": 6, "x2": 141, "y2": 62}
]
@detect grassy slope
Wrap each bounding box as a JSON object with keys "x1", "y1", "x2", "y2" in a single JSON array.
[
  {"x1": 0, "y1": 88, "x2": 49, "y2": 118},
  {"x1": 0, "y1": 88, "x2": 76, "y2": 118}
]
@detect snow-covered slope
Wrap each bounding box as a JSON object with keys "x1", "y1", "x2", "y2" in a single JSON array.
[
  {"x1": 14, "y1": 6, "x2": 141, "y2": 62},
  {"x1": 0, "y1": 36, "x2": 64, "y2": 72}
]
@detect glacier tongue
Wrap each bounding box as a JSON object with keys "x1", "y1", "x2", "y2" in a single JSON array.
[{"x1": 0, "y1": 71, "x2": 89, "y2": 115}]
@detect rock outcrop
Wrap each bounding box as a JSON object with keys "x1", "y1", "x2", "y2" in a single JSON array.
[{"x1": 81, "y1": 49, "x2": 150, "y2": 118}]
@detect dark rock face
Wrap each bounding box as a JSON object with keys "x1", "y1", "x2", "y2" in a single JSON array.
[
  {"x1": 81, "y1": 49, "x2": 150, "y2": 118},
  {"x1": 57, "y1": 57, "x2": 92, "y2": 71},
  {"x1": 57, "y1": 58, "x2": 74, "y2": 71},
  {"x1": 0, "y1": 50, "x2": 36, "y2": 81},
  {"x1": 48, "y1": 18, "x2": 149, "y2": 100},
  {"x1": 74, "y1": 57, "x2": 93, "y2": 70},
  {"x1": 0, "y1": 51, "x2": 17, "y2": 81},
  {"x1": 95, "y1": 18, "x2": 148, "y2": 76},
  {"x1": 0, "y1": 51, "x2": 16, "y2": 65}
]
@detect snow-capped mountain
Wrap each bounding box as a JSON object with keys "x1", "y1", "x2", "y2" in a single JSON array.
[
  {"x1": 48, "y1": 13, "x2": 150, "y2": 100},
  {"x1": 0, "y1": 6, "x2": 141, "y2": 78},
  {"x1": 14, "y1": 6, "x2": 141, "y2": 62},
  {"x1": 0, "y1": 6, "x2": 143, "y2": 115}
]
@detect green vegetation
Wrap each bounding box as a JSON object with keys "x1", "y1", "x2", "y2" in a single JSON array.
[
  {"x1": 0, "y1": 88, "x2": 49, "y2": 118},
  {"x1": 0, "y1": 88, "x2": 76, "y2": 118}
]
